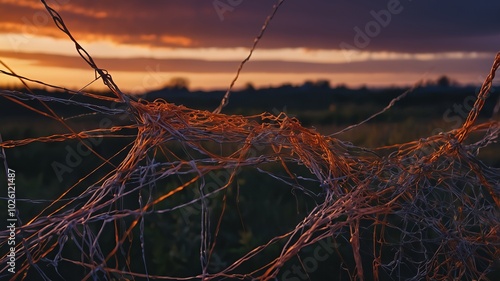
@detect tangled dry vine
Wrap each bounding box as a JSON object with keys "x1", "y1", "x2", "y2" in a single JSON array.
[{"x1": 1, "y1": 1, "x2": 499, "y2": 280}]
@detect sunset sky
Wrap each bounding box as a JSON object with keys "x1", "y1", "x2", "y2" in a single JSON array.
[{"x1": 0, "y1": 0, "x2": 499, "y2": 93}]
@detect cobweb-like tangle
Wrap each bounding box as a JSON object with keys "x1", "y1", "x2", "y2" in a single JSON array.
[{"x1": 1, "y1": 1, "x2": 500, "y2": 280}]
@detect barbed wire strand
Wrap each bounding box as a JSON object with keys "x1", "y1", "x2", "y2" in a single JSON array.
[
  {"x1": 0, "y1": 1, "x2": 499, "y2": 281},
  {"x1": 213, "y1": 0, "x2": 286, "y2": 114}
]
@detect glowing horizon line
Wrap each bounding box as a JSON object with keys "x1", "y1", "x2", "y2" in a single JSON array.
[{"x1": 0, "y1": 33, "x2": 494, "y2": 65}]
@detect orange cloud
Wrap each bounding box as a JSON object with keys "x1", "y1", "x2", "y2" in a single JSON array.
[
  {"x1": 160, "y1": 35, "x2": 193, "y2": 47},
  {"x1": 0, "y1": 0, "x2": 42, "y2": 10},
  {"x1": 0, "y1": 50, "x2": 493, "y2": 76}
]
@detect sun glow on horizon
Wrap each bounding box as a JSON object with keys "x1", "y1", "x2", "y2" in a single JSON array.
[
  {"x1": 0, "y1": 33, "x2": 492, "y2": 63},
  {"x1": 0, "y1": 33, "x2": 495, "y2": 92}
]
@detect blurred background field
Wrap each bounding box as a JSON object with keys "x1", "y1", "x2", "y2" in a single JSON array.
[{"x1": 1, "y1": 80, "x2": 499, "y2": 279}]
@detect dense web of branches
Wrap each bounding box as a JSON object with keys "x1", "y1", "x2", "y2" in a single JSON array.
[{"x1": 1, "y1": 1, "x2": 499, "y2": 280}]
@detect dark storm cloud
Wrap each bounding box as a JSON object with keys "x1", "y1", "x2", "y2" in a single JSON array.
[{"x1": 1, "y1": 0, "x2": 499, "y2": 52}]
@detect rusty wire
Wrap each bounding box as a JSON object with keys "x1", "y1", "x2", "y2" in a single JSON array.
[{"x1": 0, "y1": 1, "x2": 499, "y2": 280}]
